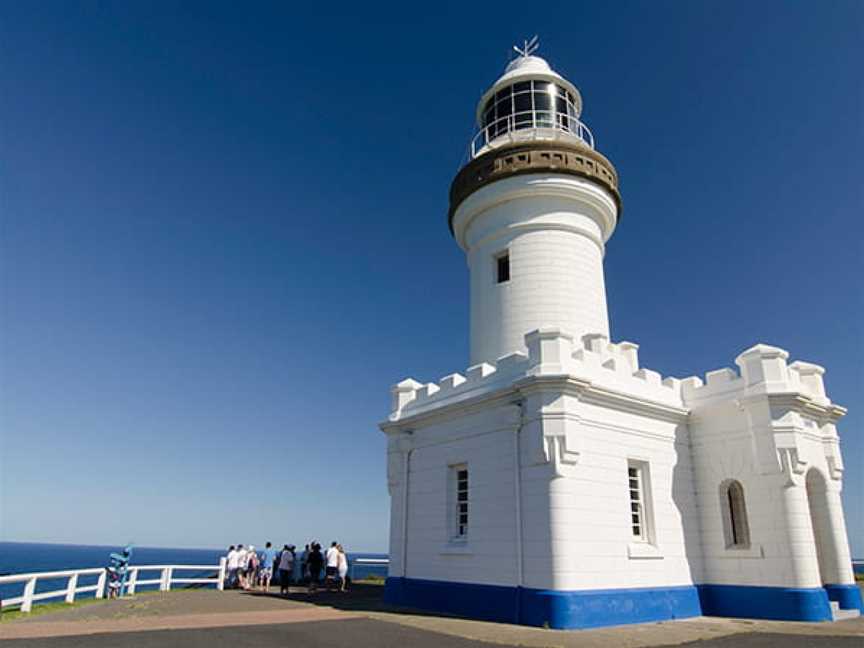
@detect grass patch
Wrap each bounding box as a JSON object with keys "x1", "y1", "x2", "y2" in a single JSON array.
[
  {"x1": 0, "y1": 589, "x2": 174, "y2": 622},
  {"x1": 0, "y1": 596, "x2": 106, "y2": 622}
]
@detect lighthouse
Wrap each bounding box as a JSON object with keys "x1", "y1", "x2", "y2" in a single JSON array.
[
  {"x1": 380, "y1": 42, "x2": 861, "y2": 629},
  {"x1": 450, "y1": 43, "x2": 620, "y2": 366}
]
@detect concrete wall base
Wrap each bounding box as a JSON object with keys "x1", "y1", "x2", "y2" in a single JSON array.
[
  {"x1": 385, "y1": 577, "x2": 700, "y2": 629},
  {"x1": 385, "y1": 577, "x2": 850, "y2": 627}
]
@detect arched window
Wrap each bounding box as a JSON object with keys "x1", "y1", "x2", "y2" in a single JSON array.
[{"x1": 720, "y1": 480, "x2": 750, "y2": 549}]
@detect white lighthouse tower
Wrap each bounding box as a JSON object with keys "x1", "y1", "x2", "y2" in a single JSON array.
[
  {"x1": 451, "y1": 42, "x2": 619, "y2": 366},
  {"x1": 381, "y1": 42, "x2": 861, "y2": 629}
]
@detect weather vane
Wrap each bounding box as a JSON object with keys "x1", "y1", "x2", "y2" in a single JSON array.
[{"x1": 513, "y1": 35, "x2": 539, "y2": 58}]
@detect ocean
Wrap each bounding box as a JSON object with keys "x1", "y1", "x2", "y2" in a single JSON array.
[{"x1": 0, "y1": 542, "x2": 388, "y2": 605}]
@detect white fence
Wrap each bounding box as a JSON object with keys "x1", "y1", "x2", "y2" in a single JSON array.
[
  {"x1": 349, "y1": 557, "x2": 388, "y2": 582},
  {"x1": 0, "y1": 556, "x2": 389, "y2": 614},
  {"x1": 0, "y1": 559, "x2": 226, "y2": 613}
]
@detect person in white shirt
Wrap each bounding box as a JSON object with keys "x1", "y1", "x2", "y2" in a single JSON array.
[
  {"x1": 278, "y1": 545, "x2": 295, "y2": 595},
  {"x1": 225, "y1": 545, "x2": 240, "y2": 589},
  {"x1": 245, "y1": 546, "x2": 259, "y2": 591},
  {"x1": 325, "y1": 542, "x2": 339, "y2": 591},
  {"x1": 236, "y1": 544, "x2": 249, "y2": 589},
  {"x1": 336, "y1": 544, "x2": 349, "y2": 592}
]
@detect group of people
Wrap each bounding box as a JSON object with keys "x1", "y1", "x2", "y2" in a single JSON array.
[{"x1": 224, "y1": 541, "x2": 350, "y2": 594}]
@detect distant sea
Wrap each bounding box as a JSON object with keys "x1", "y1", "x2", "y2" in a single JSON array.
[{"x1": 0, "y1": 542, "x2": 388, "y2": 605}]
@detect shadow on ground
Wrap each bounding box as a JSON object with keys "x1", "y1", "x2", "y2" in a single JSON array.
[{"x1": 234, "y1": 583, "x2": 444, "y2": 618}]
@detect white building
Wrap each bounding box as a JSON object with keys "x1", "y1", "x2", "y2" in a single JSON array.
[{"x1": 380, "y1": 47, "x2": 861, "y2": 629}]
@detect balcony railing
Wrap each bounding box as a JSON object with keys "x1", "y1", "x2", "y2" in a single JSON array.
[{"x1": 471, "y1": 110, "x2": 594, "y2": 158}]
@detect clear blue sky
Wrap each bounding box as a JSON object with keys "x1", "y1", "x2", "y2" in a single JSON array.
[{"x1": 1, "y1": 1, "x2": 861, "y2": 555}]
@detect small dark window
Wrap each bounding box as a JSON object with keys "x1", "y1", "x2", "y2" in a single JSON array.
[
  {"x1": 721, "y1": 480, "x2": 750, "y2": 549},
  {"x1": 496, "y1": 253, "x2": 510, "y2": 283}
]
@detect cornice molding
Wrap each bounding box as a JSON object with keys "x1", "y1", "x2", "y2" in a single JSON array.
[
  {"x1": 736, "y1": 391, "x2": 847, "y2": 423},
  {"x1": 380, "y1": 373, "x2": 688, "y2": 434},
  {"x1": 448, "y1": 141, "x2": 621, "y2": 233}
]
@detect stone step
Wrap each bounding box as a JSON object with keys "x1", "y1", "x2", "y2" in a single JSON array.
[
  {"x1": 832, "y1": 607, "x2": 860, "y2": 621},
  {"x1": 830, "y1": 601, "x2": 861, "y2": 621}
]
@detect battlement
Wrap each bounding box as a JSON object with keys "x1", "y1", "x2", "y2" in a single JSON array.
[
  {"x1": 680, "y1": 343, "x2": 832, "y2": 406},
  {"x1": 389, "y1": 328, "x2": 685, "y2": 420},
  {"x1": 389, "y1": 335, "x2": 839, "y2": 422}
]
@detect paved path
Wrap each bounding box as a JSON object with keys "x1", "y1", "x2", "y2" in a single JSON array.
[
  {"x1": 1, "y1": 586, "x2": 861, "y2": 647},
  {"x1": 0, "y1": 607, "x2": 357, "y2": 640},
  {"x1": 1, "y1": 619, "x2": 862, "y2": 648}
]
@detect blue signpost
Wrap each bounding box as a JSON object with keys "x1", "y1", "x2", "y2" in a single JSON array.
[{"x1": 106, "y1": 545, "x2": 133, "y2": 598}]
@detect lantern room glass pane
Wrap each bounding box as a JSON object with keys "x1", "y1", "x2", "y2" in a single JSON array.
[
  {"x1": 534, "y1": 92, "x2": 551, "y2": 111},
  {"x1": 474, "y1": 80, "x2": 589, "y2": 153}
]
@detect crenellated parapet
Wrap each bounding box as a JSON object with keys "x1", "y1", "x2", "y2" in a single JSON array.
[
  {"x1": 683, "y1": 343, "x2": 846, "y2": 487},
  {"x1": 387, "y1": 327, "x2": 687, "y2": 423},
  {"x1": 387, "y1": 336, "x2": 848, "y2": 489},
  {"x1": 680, "y1": 344, "x2": 839, "y2": 407}
]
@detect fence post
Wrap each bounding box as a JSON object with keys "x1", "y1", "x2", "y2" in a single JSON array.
[
  {"x1": 160, "y1": 567, "x2": 173, "y2": 592},
  {"x1": 21, "y1": 577, "x2": 37, "y2": 613},
  {"x1": 65, "y1": 572, "x2": 79, "y2": 604},
  {"x1": 217, "y1": 557, "x2": 226, "y2": 591},
  {"x1": 95, "y1": 570, "x2": 107, "y2": 599},
  {"x1": 126, "y1": 568, "x2": 138, "y2": 596}
]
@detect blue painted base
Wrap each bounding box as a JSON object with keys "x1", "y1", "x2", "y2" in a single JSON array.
[
  {"x1": 385, "y1": 577, "x2": 850, "y2": 628},
  {"x1": 824, "y1": 583, "x2": 864, "y2": 611},
  {"x1": 517, "y1": 584, "x2": 701, "y2": 629},
  {"x1": 385, "y1": 577, "x2": 701, "y2": 629},
  {"x1": 697, "y1": 584, "x2": 832, "y2": 622}
]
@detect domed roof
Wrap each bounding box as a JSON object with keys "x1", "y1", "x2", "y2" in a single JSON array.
[{"x1": 504, "y1": 54, "x2": 552, "y2": 75}]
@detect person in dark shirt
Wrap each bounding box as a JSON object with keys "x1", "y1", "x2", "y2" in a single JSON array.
[{"x1": 307, "y1": 543, "x2": 324, "y2": 593}]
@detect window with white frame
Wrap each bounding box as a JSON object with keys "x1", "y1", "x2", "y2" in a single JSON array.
[
  {"x1": 627, "y1": 461, "x2": 653, "y2": 543},
  {"x1": 450, "y1": 464, "x2": 469, "y2": 540}
]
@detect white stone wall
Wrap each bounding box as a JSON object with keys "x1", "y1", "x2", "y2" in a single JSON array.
[
  {"x1": 532, "y1": 403, "x2": 701, "y2": 590},
  {"x1": 388, "y1": 396, "x2": 700, "y2": 592},
  {"x1": 383, "y1": 333, "x2": 856, "y2": 595},
  {"x1": 686, "y1": 345, "x2": 854, "y2": 589},
  {"x1": 385, "y1": 329, "x2": 702, "y2": 592},
  {"x1": 395, "y1": 405, "x2": 521, "y2": 586},
  {"x1": 452, "y1": 174, "x2": 617, "y2": 366}
]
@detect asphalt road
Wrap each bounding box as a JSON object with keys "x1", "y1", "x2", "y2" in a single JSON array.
[{"x1": 0, "y1": 618, "x2": 860, "y2": 648}]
